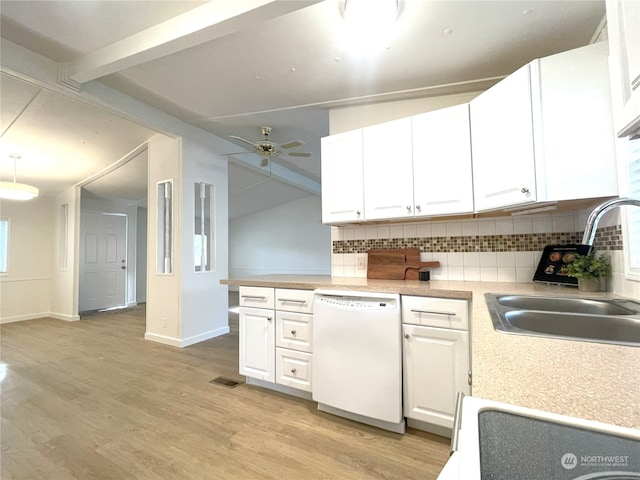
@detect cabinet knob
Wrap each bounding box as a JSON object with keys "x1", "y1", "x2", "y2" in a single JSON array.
[
  {"x1": 404, "y1": 333, "x2": 410, "y2": 339},
  {"x1": 356, "y1": 210, "x2": 361, "y2": 215},
  {"x1": 415, "y1": 204, "x2": 421, "y2": 211},
  {"x1": 267, "y1": 317, "x2": 272, "y2": 322},
  {"x1": 291, "y1": 368, "x2": 297, "y2": 375},
  {"x1": 521, "y1": 187, "x2": 530, "y2": 194},
  {"x1": 291, "y1": 329, "x2": 297, "y2": 336},
  {"x1": 406, "y1": 205, "x2": 412, "y2": 212}
]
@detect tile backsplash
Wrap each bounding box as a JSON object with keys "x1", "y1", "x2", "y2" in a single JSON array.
[{"x1": 330, "y1": 210, "x2": 638, "y2": 299}]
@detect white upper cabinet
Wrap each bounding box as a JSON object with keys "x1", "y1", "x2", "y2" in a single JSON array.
[
  {"x1": 471, "y1": 42, "x2": 618, "y2": 212},
  {"x1": 606, "y1": 0, "x2": 640, "y2": 138},
  {"x1": 470, "y1": 64, "x2": 537, "y2": 211},
  {"x1": 363, "y1": 117, "x2": 414, "y2": 220},
  {"x1": 412, "y1": 104, "x2": 474, "y2": 216},
  {"x1": 321, "y1": 129, "x2": 365, "y2": 224}
]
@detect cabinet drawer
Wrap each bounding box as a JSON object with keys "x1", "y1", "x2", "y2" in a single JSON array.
[
  {"x1": 275, "y1": 348, "x2": 312, "y2": 392},
  {"x1": 402, "y1": 296, "x2": 469, "y2": 330},
  {"x1": 276, "y1": 311, "x2": 313, "y2": 353},
  {"x1": 239, "y1": 286, "x2": 274, "y2": 309},
  {"x1": 275, "y1": 288, "x2": 315, "y2": 313}
]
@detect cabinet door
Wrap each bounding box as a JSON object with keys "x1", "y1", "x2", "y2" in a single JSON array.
[
  {"x1": 363, "y1": 117, "x2": 415, "y2": 220},
  {"x1": 239, "y1": 307, "x2": 275, "y2": 382},
  {"x1": 412, "y1": 104, "x2": 474, "y2": 216},
  {"x1": 403, "y1": 324, "x2": 470, "y2": 429},
  {"x1": 470, "y1": 64, "x2": 537, "y2": 211},
  {"x1": 606, "y1": 0, "x2": 640, "y2": 137},
  {"x1": 321, "y1": 129, "x2": 365, "y2": 223}
]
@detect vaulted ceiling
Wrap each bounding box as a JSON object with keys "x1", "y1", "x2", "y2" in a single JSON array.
[{"x1": 0, "y1": 0, "x2": 606, "y2": 217}]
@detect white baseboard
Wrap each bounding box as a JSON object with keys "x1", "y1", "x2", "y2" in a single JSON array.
[
  {"x1": 49, "y1": 312, "x2": 80, "y2": 322},
  {"x1": 246, "y1": 377, "x2": 313, "y2": 400},
  {"x1": 126, "y1": 301, "x2": 137, "y2": 308},
  {"x1": 0, "y1": 311, "x2": 80, "y2": 324},
  {"x1": 0, "y1": 312, "x2": 49, "y2": 324},
  {"x1": 144, "y1": 325, "x2": 230, "y2": 348}
]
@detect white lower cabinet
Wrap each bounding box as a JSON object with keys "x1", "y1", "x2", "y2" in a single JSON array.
[
  {"x1": 239, "y1": 287, "x2": 313, "y2": 393},
  {"x1": 239, "y1": 306, "x2": 275, "y2": 382},
  {"x1": 402, "y1": 295, "x2": 471, "y2": 431}
]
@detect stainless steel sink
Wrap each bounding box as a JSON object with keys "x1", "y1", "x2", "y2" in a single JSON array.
[
  {"x1": 494, "y1": 295, "x2": 638, "y2": 315},
  {"x1": 485, "y1": 294, "x2": 640, "y2": 347}
]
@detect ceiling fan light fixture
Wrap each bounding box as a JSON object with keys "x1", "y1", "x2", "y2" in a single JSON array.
[{"x1": 0, "y1": 155, "x2": 39, "y2": 201}]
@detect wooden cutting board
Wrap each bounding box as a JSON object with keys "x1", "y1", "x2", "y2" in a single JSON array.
[{"x1": 367, "y1": 248, "x2": 439, "y2": 279}]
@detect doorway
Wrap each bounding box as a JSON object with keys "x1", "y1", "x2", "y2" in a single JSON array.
[{"x1": 78, "y1": 212, "x2": 127, "y2": 312}]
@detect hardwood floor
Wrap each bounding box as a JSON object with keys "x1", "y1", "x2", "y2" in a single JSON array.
[{"x1": 0, "y1": 301, "x2": 449, "y2": 479}]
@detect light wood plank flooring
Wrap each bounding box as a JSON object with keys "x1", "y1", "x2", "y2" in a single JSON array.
[{"x1": 0, "y1": 301, "x2": 449, "y2": 479}]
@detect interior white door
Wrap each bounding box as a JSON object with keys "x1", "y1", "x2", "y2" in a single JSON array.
[{"x1": 79, "y1": 212, "x2": 127, "y2": 312}]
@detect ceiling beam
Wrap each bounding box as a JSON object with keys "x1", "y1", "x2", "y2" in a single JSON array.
[
  {"x1": 61, "y1": 0, "x2": 320, "y2": 85},
  {"x1": 228, "y1": 155, "x2": 320, "y2": 195}
]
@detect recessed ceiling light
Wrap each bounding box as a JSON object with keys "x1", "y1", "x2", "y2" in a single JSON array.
[
  {"x1": 444, "y1": 28, "x2": 453, "y2": 35},
  {"x1": 342, "y1": 0, "x2": 398, "y2": 53},
  {"x1": 523, "y1": 9, "x2": 531, "y2": 15}
]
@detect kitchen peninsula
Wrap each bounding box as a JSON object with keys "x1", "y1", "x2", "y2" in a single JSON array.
[{"x1": 222, "y1": 275, "x2": 640, "y2": 431}]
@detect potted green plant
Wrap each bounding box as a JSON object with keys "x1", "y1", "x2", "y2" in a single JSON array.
[{"x1": 566, "y1": 251, "x2": 612, "y2": 292}]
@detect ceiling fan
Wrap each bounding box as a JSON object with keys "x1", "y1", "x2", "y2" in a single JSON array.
[{"x1": 225, "y1": 126, "x2": 311, "y2": 166}]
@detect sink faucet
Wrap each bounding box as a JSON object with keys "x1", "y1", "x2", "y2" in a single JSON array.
[{"x1": 582, "y1": 197, "x2": 640, "y2": 246}]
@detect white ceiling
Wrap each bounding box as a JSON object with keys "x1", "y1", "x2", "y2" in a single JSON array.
[{"x1": 0, "y1": 0, "x2": 606, "y2": 217}]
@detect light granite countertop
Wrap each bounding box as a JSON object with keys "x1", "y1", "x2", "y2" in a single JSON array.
[{"x1": 221, "y1": 275, "x2": 640, "y2": 430}]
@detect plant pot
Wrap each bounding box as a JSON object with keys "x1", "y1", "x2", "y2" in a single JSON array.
[{"x1": 578, "y1": 277, "x2": 601, "y2": 292}]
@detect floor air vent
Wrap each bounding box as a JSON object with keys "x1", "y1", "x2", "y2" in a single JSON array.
[{"x1": 209, "y1": 376, "x2": 243, "y2": 388}]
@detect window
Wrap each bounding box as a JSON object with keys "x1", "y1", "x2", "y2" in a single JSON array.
[
  {"x1": 194, "y1": 182, "x2": 215, "y2": 272},
  {"x1": 0, "y1": 218, "x2": 7, "y2": 274},
  {"x1": 623, "y1": 137, "x2": 640, "y2": 279},
  {"x1": 156, "y1": 180, "x2": 173, "y2": 274}
]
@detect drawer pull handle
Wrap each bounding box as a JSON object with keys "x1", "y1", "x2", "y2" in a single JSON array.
[
  {"x1": 241, "y1": 295, "x2": 267, "y2": 300},
  {"x1": 278, "y1": 298, "x2": 307, "y2": 304},
  {"x1": 291, "y1": 368, "x2": 297, "y2": 374},
  {"x1": 411, "y1": 309, "x2": 456, "y2": 317},
  {"x1": 291, "y1": 329, "x2": 297, "y2": 336}
]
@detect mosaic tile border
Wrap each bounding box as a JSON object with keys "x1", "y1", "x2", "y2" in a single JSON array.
[{"x1": 332, "y1": 226, "x2": 623, "y2": 254}]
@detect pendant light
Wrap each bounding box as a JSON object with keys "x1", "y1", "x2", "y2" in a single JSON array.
[{"x1": 0, "y1": 154, "x2": 39, "y2": 200}]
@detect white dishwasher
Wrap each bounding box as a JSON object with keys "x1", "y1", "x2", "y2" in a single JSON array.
[{"x1": 312, "y1": 290, "x2": 404, "y2": 433}]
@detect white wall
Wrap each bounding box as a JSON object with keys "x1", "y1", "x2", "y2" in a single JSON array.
[
  {"x1": 329, "y1": 91, "x2": 481, "y2": 134},
  {"x1": 136, "y1": 206, "x2": 147, "y2": 303},
  {"x1": 49, "y1": 186, "x2": 80, "y2": 321},
  {"x1": 180, "y1": 137, "x2": 230, "y2": 343},
  {"x1": 145, "y1": 134, "x2": 182, "y2": 344},
  {"x1": 0, "y1": 196, "x2": 53, "y2": 323},
  {"x1": 229, "y1": 194, "x2": 331, "y2": 280}
]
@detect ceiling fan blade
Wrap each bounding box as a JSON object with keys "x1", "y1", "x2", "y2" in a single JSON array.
[
  {"x1": 287, "y1": 152, "x2": 311, "y2": 157},
  {"x1": 230, "y1": 135, "x2": 257, "y2": 147},
  {"x1": 280, "y1": 140, "x2": 305, "y2": 149},
  {"x1": 222, "y1": 151, "x2": 254, "y2": 155}
]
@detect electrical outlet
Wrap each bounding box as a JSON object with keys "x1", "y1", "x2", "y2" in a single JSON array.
[{"x1": 357, "y1": 257, "x2": 366, "y2": 270}]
